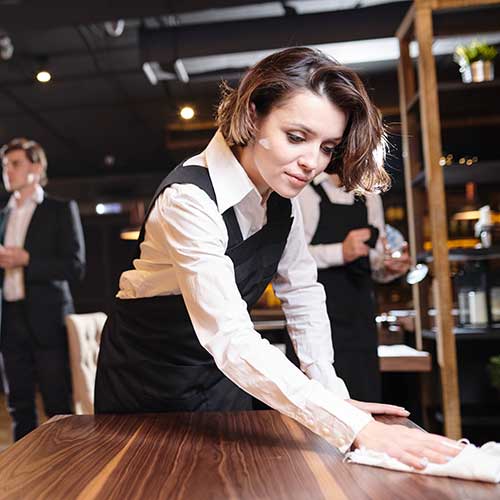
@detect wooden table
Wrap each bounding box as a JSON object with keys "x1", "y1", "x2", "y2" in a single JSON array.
[{"x1": 0, "y1": 411, "x2": 497, "y2": 499}]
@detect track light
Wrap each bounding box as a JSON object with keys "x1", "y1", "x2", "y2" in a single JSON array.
[
  {"x1": 104, "y1": 20, "x2": 125, "y2": 38},
  {"x1": 173, "y1": 59, "x2": 189, "y2": 83},
  {"x1": 0, "y1": 32, "x2": 14, "y2": 61}
]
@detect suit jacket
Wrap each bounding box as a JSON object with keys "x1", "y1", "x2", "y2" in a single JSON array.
[{"x1": 0, "y1": 194, "x2": 86, "y2": 348}]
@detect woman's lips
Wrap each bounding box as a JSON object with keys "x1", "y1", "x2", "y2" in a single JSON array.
[{"x1": 285, "y1": 172, "x2": 309, "y2": 186}]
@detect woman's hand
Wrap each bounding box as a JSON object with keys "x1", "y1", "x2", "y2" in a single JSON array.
[
  {"x1": 342, "y1": 228, "x2": 371, "y2": 263},
  {"x1": 353, "y1": 420, "x2": 465, "y2": 470},
  {"x1": 348, "y1": 399, "x2": 410, "y2": 417}
]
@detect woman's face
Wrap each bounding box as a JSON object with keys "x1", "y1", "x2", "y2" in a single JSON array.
[{"x1": 241, "y1": 89, "x2": 347, "y2": 198}]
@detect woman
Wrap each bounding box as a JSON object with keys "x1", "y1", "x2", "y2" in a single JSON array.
[
  {"x1": 299, "y1": 172, "x2": 410, "y2": 402},
  {"x1": 95, "y1": 47, "x2": 462, "y2": 468}
]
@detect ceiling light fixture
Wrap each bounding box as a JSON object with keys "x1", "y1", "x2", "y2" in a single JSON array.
[
  {"x1": 180, "y1": 106, "x2": 195, "y2": 120},
  {"x1": 36, "y1": 69, "x2": 51, "y2": 83},
  {"x1": 174, "y1": 58, "x2": 189, "y2": 83},
  {"x1": 35, "y1": 56, "x2": 51, "y2": 83},
  {"x1": 0, "y1": 31, "x2": 14, "y2": 60},
  {"x1": 142, "y1": 61, "x2": 176, "y2": 85},
  {"x1": 104, "y1": 19, "x2": 125, "y2": 38}
]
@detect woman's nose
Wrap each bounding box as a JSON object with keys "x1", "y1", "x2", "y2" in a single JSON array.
[{"x1": 298, "y1": 149, "x2": 320, "y2": 171}]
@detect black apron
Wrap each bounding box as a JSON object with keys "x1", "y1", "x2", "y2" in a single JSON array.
[
  {"x1": 310, "y1": 183, "x2": 381, "y2": 402},
  {"x1": 94, "y1": 164, "x2": 293, "y2": 413}
]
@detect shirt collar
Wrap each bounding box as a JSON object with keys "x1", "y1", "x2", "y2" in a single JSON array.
[
  {"x1": 313, "y1": 172, "x2": 330, "y2": 186},
  {"x1": 7, "y1": 185, "x2": 44, "y2": 209},
  {"x1": 313, "y1": 172, "x2": 348, "y2": 192},
  {"x1": 205, "y1": 130, "x2": 262, "y2": 214}
]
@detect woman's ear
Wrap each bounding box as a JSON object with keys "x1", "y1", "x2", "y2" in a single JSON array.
[{"x1": 249, "y1": 102, "x2": 257, "y2": 122}]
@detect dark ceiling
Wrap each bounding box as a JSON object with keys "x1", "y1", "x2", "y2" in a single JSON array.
[{"x1": 1, "y1": 0, "x2": 499, "y2": 204}]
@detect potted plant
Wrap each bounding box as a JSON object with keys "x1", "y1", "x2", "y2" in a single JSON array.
[
  {"x1": 488, "y1": 355, "x2": 500, "y2": 394},
  {"x1": 454, "y1": 40, "x2": 497, "y2": 83}
]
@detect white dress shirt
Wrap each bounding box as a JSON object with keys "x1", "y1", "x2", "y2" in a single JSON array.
[
  {"x1": 118, "y1": 130, "x2": 373, "y2": 452},
  {"x1": 299, "y1": 173, "x2": 399, "y2": 283},
  {"x1": 3, "y1": 185, "x2": 44, "y2": 301}
]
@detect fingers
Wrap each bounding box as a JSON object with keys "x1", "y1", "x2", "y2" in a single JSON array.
[
  {"x1": 348, "y1": 400, "x2": 410, "y2": 416},
  {"x1": 353, "y1": 421, "x2": 466, "y2": 471},
  {"x1": 367, "y1": 403, "x2": 409, "y2": 416},
  {"x1": 390, "y1": 449, "x2": 428, "y2": 470},
  {"x1": 350, "y1": 228, "x2": 371, "y2": 240}
]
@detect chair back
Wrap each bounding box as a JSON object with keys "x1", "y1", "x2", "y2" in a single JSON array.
[{"x1": 65, "y1": 312, "x2": 107, "y2": 414}]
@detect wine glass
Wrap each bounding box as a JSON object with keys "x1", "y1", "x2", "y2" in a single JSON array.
[{"x1": 384, "y1": 224, "x2": 429, "y2": 285}]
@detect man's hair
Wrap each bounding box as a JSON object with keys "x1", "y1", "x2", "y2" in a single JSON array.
[
  {"x1": 216, "y1": 46, "x2": 390, "y2": 193},
  {"x1": 0, "y1": 137, "x2": 48, "y2": 186}
]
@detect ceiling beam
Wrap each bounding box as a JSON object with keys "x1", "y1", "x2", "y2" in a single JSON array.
[
  {"x1": 0, "y1": 1, "x2": 277, "y2": 30},
  {"x1": 140, "y1": 2, "x2": 410, "y2": 62}
]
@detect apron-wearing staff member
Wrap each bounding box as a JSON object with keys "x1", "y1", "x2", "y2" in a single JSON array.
[
  {"x1": 95, "y1": 47, "x2": 462, "y2": 468},
  {"x1": 299, "y1": 173, "x2": 410, "y2": 402}
]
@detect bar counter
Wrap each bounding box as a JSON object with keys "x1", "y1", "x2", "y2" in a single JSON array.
[{"x1": 0, "y1": 411, "x2": 497, "y2": 499}]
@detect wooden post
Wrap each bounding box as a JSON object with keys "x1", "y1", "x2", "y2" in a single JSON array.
[
  {"x1": 414, "y1": 0, "x2": 461, "y2": 439},
  {"x1": 397, "y1": 38, "x2": 421, "y2": 348}
]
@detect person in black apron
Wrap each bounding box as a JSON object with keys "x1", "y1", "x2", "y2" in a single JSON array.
[
  {"x1": 94, "y1": 47, "x2": 464, "y2": 469},
  {"x1": 299, "y1": 173, "x2": 410, "y2": 402},
  {"x1": 303, "y1": 180, "x2": 381, "y2": 402}
]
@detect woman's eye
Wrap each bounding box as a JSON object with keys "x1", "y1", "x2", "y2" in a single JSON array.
[
  {"x1": 322, "y1": 145, "x2": 337, "y2": 155},
  {"x1": 287, "y1": 133, "x2": 305, "y2": 144}
]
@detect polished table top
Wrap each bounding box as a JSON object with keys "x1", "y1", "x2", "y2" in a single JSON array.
[{"x1": 0, "y1": 411, "x2": 498, "y2": 499}]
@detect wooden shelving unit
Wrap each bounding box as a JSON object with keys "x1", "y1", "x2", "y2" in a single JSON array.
[{"x1": 396, "y1": 0, "x2": 500, "y2": 439}]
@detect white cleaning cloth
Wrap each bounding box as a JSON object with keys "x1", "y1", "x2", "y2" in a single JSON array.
[{"x1": 345, "y1": 441, "x2": 500, "y2": 483}]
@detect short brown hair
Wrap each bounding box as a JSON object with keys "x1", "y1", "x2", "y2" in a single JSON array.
[
  {"x1": 0, "y1": 137, "x2": 48, "y2": 186},
  {"x1": 216, "y1": 47, "x2": 390, "y2": 193}
]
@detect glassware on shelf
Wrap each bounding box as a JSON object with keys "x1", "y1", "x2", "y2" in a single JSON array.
[
  {"x1": 454, "y1": 262, "x2": 489, "y2": 328},
  {"x1": 384, "y1": 224, "x2": 429, "y2": 285},
  {"x1": 468, "y1": 290, "x2": 488, "y2": 326}
]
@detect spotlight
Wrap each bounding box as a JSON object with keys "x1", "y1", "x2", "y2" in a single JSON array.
[
  {"x1": 36, "y1": 70, "x2": 51, "y2": 83},
  {"x1": 174, "y1": 59, "x2": 189, "y2": 83},
  {"x1": 104, "y1": 20, "x2": 125, "y2": 38},
  {"x1": 180, "y1": 106, "x2": 195, "y2": 120},
  {"x1": 0, "y1": 32, "x2": 14, "y2": 61},
  {"x1": 35, "y1": 56, "x2": 51, "y2": 83}
]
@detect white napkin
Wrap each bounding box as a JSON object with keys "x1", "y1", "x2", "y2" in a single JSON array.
[{"x1": 345, "y1": 441, "x2": 500, "y2": 483}]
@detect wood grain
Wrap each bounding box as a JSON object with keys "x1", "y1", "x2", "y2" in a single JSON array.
[{"x1": 0, "y1": 412, "x2": 498, "y2": 499}]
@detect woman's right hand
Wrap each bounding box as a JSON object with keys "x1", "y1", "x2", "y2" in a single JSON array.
[
  {"x1": 353, "y1": 420, "x2": 465, "y2": 469},
  {"x1": 342, "y1": 228, "x2": 371, "y2": 263}
]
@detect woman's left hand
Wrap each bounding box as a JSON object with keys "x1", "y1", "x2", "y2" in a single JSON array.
[{"x1": 348, "y1": 399, "x2": 410, "y2": 417}]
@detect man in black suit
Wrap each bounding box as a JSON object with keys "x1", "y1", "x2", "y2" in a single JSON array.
[{"x1": 0, "y1": 138, "x2": 85, "y2": 441}]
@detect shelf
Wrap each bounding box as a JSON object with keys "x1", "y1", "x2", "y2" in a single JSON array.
[
  {"x1": 412, "y1": 161, "x2": 500, "y2": 187},
  {"x1": 438, "y1": 79, "x2": 500, "y2": 92},
  {"x1": 423, "y1": 327, "x2": 500, "y2": 341},
  {"x1": 405, "y1": 80, "x2": 500, "y2": 115},
  {"x1": 418, "y1": 246, "x2": 500, "y2": 263}
]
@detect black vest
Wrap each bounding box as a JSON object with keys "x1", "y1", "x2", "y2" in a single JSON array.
[{"x1": 95, "y1": 163, "x2": 293, "y2": 413}]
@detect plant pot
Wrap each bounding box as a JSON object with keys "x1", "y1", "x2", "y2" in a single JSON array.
[{"x1": 460, "y1": 60, "x2": 495, "y2": 83}]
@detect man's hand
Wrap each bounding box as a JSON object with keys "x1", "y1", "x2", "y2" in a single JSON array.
[
  {"x1": 342, "y1": 228, "x2": 371, "y2": 263},
  {"x1": 0, "y1": 246, "x2": 30, "y2": 269}
]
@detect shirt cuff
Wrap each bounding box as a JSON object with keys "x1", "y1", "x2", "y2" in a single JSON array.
[{"x1": 305, "y1": 381, "x2": 374, "y2": 453}]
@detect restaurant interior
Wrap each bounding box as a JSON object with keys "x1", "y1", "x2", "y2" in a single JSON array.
[{"x1": 0, "y1": 0, "x2": 500, "y2": 498}]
